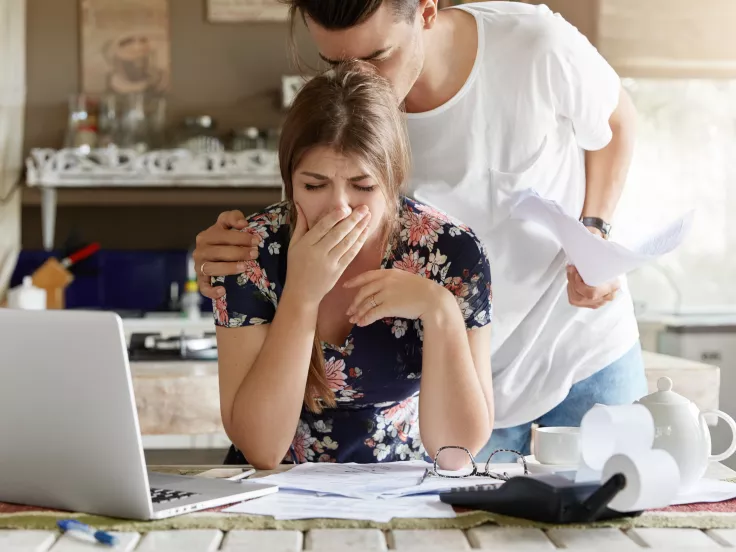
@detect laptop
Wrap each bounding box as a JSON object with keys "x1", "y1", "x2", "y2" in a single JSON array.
[{"x1": 0, "y1": 309, "x2": 278, "y2": 520}]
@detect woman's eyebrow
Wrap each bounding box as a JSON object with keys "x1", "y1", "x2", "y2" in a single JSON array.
[
  {"x1": 300, "y1": 171, "x2": 329, "y2": 180},
  {"x1": 349, "y1": 174, "x2": 370, "y2": 182}
]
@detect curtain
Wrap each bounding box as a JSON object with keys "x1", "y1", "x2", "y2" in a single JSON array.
[{"x1": 0, "y1": 0, "x2": 26, "y2": 300}]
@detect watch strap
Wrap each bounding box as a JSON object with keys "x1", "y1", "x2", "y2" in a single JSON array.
[{"x1": 581, "y1": 216, "x2": 611, "y2": 237}]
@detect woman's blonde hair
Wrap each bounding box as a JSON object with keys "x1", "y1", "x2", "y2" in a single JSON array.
[{"x1": 278, "y1": 61, "x2": 411, "y2": 413}]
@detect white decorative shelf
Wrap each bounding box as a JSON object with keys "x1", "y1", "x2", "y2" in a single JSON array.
[
  {"x1": 26, "y1": 147, "x2": 282, "y2": 187},
  {"x1": 24, "y1": 148, "x2": 284, "y2": 250}
]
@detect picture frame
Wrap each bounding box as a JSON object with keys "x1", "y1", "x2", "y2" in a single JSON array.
[
  {"x1": 80, "y1": 0, "x2": 171, "y2": 95},
  {"x1": 207, "y1": 0, "x2": 290, "y2": 23}
]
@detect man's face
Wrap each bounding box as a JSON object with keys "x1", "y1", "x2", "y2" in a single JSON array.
[{"x1": 305, "y1": 2, "x2": 426, "y2": 103}]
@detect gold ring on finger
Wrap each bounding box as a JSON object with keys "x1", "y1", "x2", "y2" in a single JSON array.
[
  {"x1": 370, "y1": 294, "x2": 378, "y2": 309},
  {"x1": 200, "y1": 262, "x2": 209, "y2": 277}
]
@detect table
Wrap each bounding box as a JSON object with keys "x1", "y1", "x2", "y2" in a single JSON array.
[
  {"x1": 2, "y1": 463, "x2": 736, "y2": 551},
  {"x1": 7, "y1": 526, "x2": 736, "y2": 551}
]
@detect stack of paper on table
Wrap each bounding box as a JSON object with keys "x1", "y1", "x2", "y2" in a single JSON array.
[
  {"x1": 252, "y1": 460, "x2": 517, "y2": 498},
  {"x1": 222, "y1": 459, "x2": 736, "y2": 521},
  {"x1": 224, "y1": 491, "x2": 457, "y2": 522},
  {"x1": 222, "y1": 461, "x2": 520, "y2": 521}
]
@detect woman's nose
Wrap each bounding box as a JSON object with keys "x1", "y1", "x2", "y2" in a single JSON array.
[{"x1": 326, "y1": 189, "x2": 352, "y2": 214}]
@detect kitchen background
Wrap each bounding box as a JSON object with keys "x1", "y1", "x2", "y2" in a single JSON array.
[{"x1": 1, "y1": 0, "x2": 735, "y2": 464}]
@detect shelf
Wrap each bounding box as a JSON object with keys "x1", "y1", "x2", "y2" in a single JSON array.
[
  {"x1": 22, "y1": 186, "x2": 283, "y2": 207},
  {"x1": 24, "y1": 148, "x2": 287, "y2": 250}
]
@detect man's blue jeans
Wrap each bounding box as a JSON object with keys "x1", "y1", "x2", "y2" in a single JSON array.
[{"x1": 478, "y1": 342, "x2": 648, "y2": 462}]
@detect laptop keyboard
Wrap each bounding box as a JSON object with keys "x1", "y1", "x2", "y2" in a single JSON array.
[{"x1": 150, "y1": 487, "x2": 200, "y2": 504}]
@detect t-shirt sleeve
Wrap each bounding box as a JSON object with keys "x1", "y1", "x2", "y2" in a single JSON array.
[
  {"x1": 537, "y1": 14, "x2": 622, "y2": 151},
  {"x1": 441, "y1": 233, "x2": 493, "y2": 330},
  {"x1": 210, "y1": 232, "x2": 282, "y2": 329}
]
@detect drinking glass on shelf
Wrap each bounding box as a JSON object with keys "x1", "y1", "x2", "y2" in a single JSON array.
[
  {"x1": 146, "y1": 95, "x2": 167, "y2": 150},
  {"x1": 64, "y1": 93, "x2": 98, "y2": 153},
  {"x1": 174, "y1": 115, "x2": 224, "y2": 154},
  {"x1": 118, "y1": 92, "x2": 150, "y2": 153},
  {"x1": 97, "y1": 94, "x2": 120, "y2": 148}
]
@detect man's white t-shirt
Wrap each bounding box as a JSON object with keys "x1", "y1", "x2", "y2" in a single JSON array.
[{"x1": 406, "y1": 2, "x2": 640, "y2": 428}]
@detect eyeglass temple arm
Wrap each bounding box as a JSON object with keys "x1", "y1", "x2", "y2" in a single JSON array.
[{"x1": 575, "y1": 473, "x2": 627, "y2": 522}]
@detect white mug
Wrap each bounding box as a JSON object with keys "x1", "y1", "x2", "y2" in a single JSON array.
[{"x1": 533, "y1": 426, "x2": 581, "y2": 466}]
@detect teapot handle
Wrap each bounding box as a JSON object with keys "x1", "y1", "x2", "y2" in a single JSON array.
[{"x1": 703, "y1": 409, "x2": 736, "y2": 462}]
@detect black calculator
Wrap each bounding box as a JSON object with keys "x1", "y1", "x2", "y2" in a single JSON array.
[{"x1": 439, "y1": 472, "x2": 641, "y2": 524}]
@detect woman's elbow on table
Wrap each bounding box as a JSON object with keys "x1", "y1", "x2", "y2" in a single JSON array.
[
  {"x1": 222, "y1": 420, "x2": 289, "y2": 470},
  {"x1": 246, "y1": 451, "x2": 287, "y2": 471},
  {"x1": 228, "y1": 434, "x2": 288, "y2": 471}
]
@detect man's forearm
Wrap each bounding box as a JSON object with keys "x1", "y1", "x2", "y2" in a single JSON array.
[{"x1": 582, "y1": 86, "x2": 637, "y2": 222}]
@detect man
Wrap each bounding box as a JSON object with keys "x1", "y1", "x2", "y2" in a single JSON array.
[{"x1": 193, "y1": 0, "x2": 643, "y2": 461}]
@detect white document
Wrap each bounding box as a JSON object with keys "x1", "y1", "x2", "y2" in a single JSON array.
[
  {"x1": 257, "y1": 461, "x2": 514, "y2": 499},
  {"x1": 257, "y1": 461, "x2": 432, "y2": 499},
  {"x1": 223, "y1": 490, "x2": 456, "y2": 522},
  {"x1": 509, "y1": 189, "x2": 693, "y2": 286},
  {"x1": 672, "y1": 478, "x2": 736, "y2": 506}
]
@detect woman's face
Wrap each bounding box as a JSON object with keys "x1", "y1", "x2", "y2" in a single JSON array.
[{"x1": 292, "y1": 146, "x2": 388, "y2": 243}]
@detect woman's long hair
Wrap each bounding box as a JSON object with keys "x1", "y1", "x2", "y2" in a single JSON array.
[{"x1": 278, "y1": 61, "x2": 411, "y2": 412}]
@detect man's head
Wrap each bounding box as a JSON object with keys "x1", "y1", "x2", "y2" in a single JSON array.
[{"x1": 287, "y1": 0, "x2": 438, "y2": 102}]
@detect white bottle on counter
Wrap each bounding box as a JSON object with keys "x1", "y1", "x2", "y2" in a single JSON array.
[
  {"x1": 7, "y1": 276, "x2": 47, "y2": 310},
  {"x1": 181, "y1": 280, "x2": 202, "y2": 320}
]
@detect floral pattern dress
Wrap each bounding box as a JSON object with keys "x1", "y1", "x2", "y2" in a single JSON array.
[{"x1": 212, "y1": 197, "x2": 492, "y2": 464}]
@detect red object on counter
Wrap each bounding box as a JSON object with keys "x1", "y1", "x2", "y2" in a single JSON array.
[{"x1": 60, "y1": 242, "x2": 101, "y2": 268}]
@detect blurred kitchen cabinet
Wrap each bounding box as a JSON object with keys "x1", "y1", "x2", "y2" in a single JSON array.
[
  {"x1": 459, "y1": 0, "x2": 736, "y2": 78},
  {"x1": 455, "y1": 0, "x2": 598, "y2": 43},
  {"x1": 522, "y1": 0, "x2": 598, "y2": 43},
  {"x1": 596, "y1": 0, "x2": 736, "y2": 78}
]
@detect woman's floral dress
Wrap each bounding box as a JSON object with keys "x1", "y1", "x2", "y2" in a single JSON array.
[{"x1": 212, "y1": 197, "x2": 492, "y2": 464}]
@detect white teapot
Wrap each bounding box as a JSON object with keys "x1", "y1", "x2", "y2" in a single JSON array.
[{"x1": 636, "y1": 376, "x2": 736, "y2": 488}]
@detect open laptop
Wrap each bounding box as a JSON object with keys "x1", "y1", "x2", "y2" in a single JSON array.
[{"x1": 0, "y1": 309, "x2": 278, "y2": 520}]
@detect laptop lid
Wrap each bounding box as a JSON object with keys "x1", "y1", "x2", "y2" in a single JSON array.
[{"x1": 0, "y1": 309, "x2": 153, "y2": 519}]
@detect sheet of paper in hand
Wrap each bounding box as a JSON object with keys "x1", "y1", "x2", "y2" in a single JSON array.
[{"x1": 509, "y1": 189, "x2": 693, "y2": 287}]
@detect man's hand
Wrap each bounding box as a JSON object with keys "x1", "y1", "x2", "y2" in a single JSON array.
[
  {"x1": 193, "y1": 210, "x2": 262, "y2": 300},
  {"x1": 566, "y1": 265, "x2": 619, "y2": 309}
]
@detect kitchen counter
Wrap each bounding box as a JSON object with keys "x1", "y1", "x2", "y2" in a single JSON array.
[
  {"x1": 131, "y1": 350, "x2": 721, "y2": 437},
  {"x1": 132, "y1": 361, "x2": 221, "y2": 436}
]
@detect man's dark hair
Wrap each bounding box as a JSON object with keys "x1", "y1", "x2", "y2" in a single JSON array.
[{"x1": 286, "y1": 0, "x2": 419, "y2": 29}]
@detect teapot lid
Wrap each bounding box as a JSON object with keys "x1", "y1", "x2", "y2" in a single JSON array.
[{"x1": 638, "y1": 376, "x2": 691, "y2": 406}]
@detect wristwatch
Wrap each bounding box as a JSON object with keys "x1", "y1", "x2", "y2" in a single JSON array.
[{"x1": 580, "y1": 216, "x2": 611, "y2": 239}]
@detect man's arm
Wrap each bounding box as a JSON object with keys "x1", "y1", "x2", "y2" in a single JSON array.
[
  {"x1": 581, "y1": 86, "x2": 637, "y2": 229},
  {"x1": 567, "y1": 86, "x2": 637, "y2": 308},
  {"x1": 193, "y1": 210, "x2": 261, "y2": 299}
]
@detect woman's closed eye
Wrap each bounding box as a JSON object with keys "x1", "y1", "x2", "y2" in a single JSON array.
[
  {"x1": 304, "y1": 183, "x2": 327, "y2": 191},
  {"x1": 304, "y1": 183, "x2": 376, "y2": 193}
]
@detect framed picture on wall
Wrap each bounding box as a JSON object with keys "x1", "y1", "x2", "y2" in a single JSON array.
[
  {"x1": 207, "y1": 0, "x2": 290, "y2": 22},
  {"x1": 80, "y1": 0, "x2": 171, "y2": 95}
]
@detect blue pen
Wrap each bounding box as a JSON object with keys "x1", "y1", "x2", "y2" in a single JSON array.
[
  {"x1": 289, "y1": 444, "x2": 300, "y2": 464},
  {"x1": 57, "y1": 519, "x2": 119, "y2": 547}
]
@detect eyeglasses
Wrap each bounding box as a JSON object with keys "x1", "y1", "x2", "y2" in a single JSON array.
[{"x1": 421, "y1": 446, "x2": 529, "y2": 483}]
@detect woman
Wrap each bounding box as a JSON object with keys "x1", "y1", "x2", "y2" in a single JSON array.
[{"x1": 212, "y1": 63, "x2": 493, "y2": 470}]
